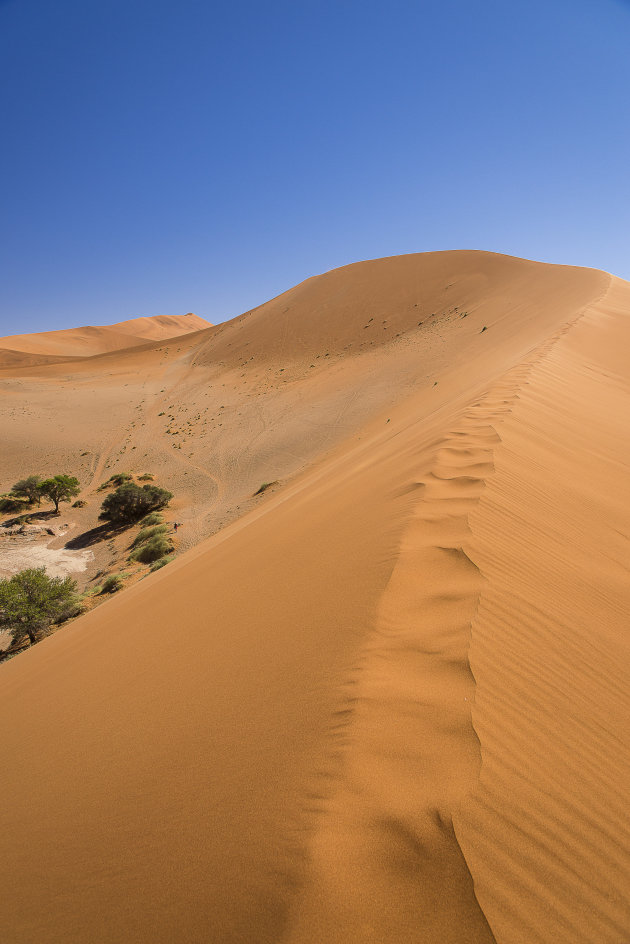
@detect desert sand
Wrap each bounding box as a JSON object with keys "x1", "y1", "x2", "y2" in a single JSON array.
[
  {"x1": 0, "y1": 251, "x2": 628, "y2": 943},
  {"x1": 0, "y1": 312, "x2": 210, "y2": 367}
]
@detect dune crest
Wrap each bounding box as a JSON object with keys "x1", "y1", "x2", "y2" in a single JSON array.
[
  {"x1": 0, "y1": 252, "x2": 628, "y2": 942},
  {"x1": 0, "y1": 312, "x2": 211, "y2": 366}
]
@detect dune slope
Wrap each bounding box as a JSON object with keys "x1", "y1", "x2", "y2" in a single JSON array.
[
  {"x1": 0, "y1": 312, "x2": 211, "y2": 366},
  {"x1": 0, "y1": 252, "x2": 628, "y2": 943}
]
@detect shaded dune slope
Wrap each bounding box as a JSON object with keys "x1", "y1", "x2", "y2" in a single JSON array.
[{"x1": 0, "y1": 253, "x2": 628, "y2": 943}]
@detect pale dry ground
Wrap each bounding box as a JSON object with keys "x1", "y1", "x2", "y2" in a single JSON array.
[{"x1": 0, "y1": 252, "x2": 628, "y2": 943}]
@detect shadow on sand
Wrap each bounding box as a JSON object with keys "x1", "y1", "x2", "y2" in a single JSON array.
[{"x1": 64, "y1": 522, "x2": 130, "y2": 549}]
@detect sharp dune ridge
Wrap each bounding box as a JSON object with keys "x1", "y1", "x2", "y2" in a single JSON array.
[{"x1": 0, "y1": 251, "x2": 629, "y2": 943}]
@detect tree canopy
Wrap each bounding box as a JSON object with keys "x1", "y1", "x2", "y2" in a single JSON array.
[
  {"x1": 99, "y1": 482, "x2": 173, "y2": 524},
  {"x1": 10, "y1": 475, "x2": 43, "y2": 505},
  {"x1": 39, "y1": 475, "x2": 81, "y2": 513},
  {"x1": 0, "y1": 568, "x2": 78, "y2": 647}
]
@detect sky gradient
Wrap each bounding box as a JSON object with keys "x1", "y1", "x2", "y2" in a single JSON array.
[{"x1": 1, "y1": 0, "x2": 629, "y2": 334}]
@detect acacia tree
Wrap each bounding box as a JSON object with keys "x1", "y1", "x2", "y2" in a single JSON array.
[
  {"x1": 10, "y1": 475, "x2": 43, "y2": 506},
  {"x1": 0, "y1": 567, "x2": 78, "y2": 647},
  {"x1": 39, "y1": 475, "x2": 80, "y2": 514}
]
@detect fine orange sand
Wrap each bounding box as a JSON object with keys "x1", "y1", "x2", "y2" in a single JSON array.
[
  {"x1": 0, "y1": 251, "x2": 629, "y2": 943},
  {"x1": 0, "y1": 312, "x2": 210, "y2": 367}
]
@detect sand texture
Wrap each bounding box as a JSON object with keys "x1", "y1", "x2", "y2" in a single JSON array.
[{"x1": 0, "y1": 251, "x2": 628, "y2": 942}]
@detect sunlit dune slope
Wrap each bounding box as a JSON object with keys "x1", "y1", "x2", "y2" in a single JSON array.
[
  {"x1": 0, "y1": 251, "x2": 629, "y2": 944},
  {"x1": 106, "y1": 312, "x2": 211, "y2": 340},
  {"x1": 0, "y1": 312, "x2": 211, "y2": 366}
]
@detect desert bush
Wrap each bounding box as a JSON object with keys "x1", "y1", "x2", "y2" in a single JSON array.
[
  {"x1": 138, "y1": 511, "x2": 164, "y2": 527},
  {"x1": 100, "y1": 575, "x2": 123, "y2": 594},
  {"x1": 129, "y1": 534, "x2": 173, "y2": 563},
  {"x1": 149, "y1": 555, "x2": 173, "y2": 572},
  {"x1": 72, "y1": 499, "x2": 87, "y2": 508},
  {"x1": 132, "y1": 524, "x2": 168, "y2": 547},
  {"x1": 97, "y1": 472, "x2": 132, "y2": 491},
  {"x1": 0, "y1": 496, "x2": 25, "y2": 513},
  {"x1": 138, "y1": 473, "x2": 154, "y2": 481},
  {"x1": 99, "y1": 483, "x2": 173, "y2": 524},
  {"x1": 254, "y1": 481, "x2": 278, "y2": 495}
]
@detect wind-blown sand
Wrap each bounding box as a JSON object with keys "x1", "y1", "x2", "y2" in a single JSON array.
[
  {"x1": 0, "y1": 312, "x2": 210, "y2": 367},
  {"x1": 0, "y1": 252, "x2": 628, "y2": 942}
]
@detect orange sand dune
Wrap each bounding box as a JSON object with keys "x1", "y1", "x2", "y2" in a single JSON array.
[
  {"x1": 0, "y1": 252, "x2": 629, "y2": 943},
  {"x1": 0, "y1": 312, "x2": 211, "y2": 366},
  {"x1": 105, "y1": 312, "x2": 211, "y2": 340}
]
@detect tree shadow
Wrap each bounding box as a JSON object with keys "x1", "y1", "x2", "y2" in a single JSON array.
[
  {"x1": 2, "y1": 509, "x2": 59, "y2": 528},
  {"x1": 64, "y1": 521, "x2": 130, "y2": 549}
]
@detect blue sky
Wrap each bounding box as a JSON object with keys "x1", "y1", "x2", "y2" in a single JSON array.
[{"x1": 1, "y1": 0, "x2": 629, "y2": 334}]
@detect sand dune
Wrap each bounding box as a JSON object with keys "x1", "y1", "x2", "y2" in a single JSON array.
[
  {"x1": 0, "y1": 252, "x2": 628, "y2": 942},
  {"x1": 0, "y1": 312, "x2": 211, "y2": 367}
]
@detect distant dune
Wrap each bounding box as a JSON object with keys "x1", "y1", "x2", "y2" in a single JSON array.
[
  {"x1": 0, "y1": 312, "x2": 211, "y2": 366},
  {"x1": 0, "y1": 251, "x2": 629, "y2": 943}
]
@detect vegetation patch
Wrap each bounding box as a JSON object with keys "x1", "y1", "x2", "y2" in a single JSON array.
[
  {"x1": 131, "y1": 524, "x2": 168, "y2": 547},
  {"x1": 254, "y1": 480, "x2": 278, "y2": 496},
  {"x1": 1, "y1": 474, "x2": 81, "y2": 515},
  {"x1": 99, "y1": 483, "x2": 173, "y2": 524},
  {"x1": 97, "y1": 472, "x2": 133, "y2": 491},
  {"x1": 0, "y1": 567, "x2": 78, "y2": 649},
  {"x1": 100, "y1": 574, "x2": 124, "y2": 594},
  {"x1": 149, "y1": 555, "x2": 174, "y2": 572},
  {"x1": 138, "y1": 511, "x2": 164, "y2": 527},
  {"x1": 129, "y1": 534, "x2": 173, "y2": 564}
]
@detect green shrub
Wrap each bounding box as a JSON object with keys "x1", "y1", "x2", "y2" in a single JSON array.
[
  {"x1": 132, "y1": 524, "x2": 168, "y2": 547},
  {"x1": 100, "y1": 575, "x2": 124, "y2": 594},
  {"x1": 129, "y1": 535, "x2": 173, "y2": 563},
  {"x1": 99, "y1": 483, "x2": 173, "y2": 524},
  {"x1": 149, "y1": 555, "x2": 174, "y2": 572},
  {"x1": 0, "y1": 496, "x2": 25, "y2": 513},
  {"x1": 138, "y1": 473, "x2": 154, "y2": 481},
  {"x1": 97, "y1": 472, "x2": 132, "y2": 491},
  {"x1": 138, "y1": 511, "x2": 164, "y2": 527}
]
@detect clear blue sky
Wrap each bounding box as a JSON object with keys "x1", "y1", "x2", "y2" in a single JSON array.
[{"x1": 1, "y1": 0, "x2": 629, "y2": 334}]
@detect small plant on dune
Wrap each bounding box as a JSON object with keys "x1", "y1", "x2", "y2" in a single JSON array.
[
  {"x1": 131, "y1": 524, "x2": 168, "y2": 547},
  {"x1": 97, "y1": 472, "x2": 133, "y2": 491},
  {"x1": 129, "y1": 534, "x2": 173, "y2": 564},
  {"x1": 72, "y1": 499, "x2": 87, "y2": 508},
  {"x1": 254, "y1": 481, "x2": 278, "y2": 496},
  {"x1": 149, "y1": 555, "x2": 173, "y2": 572},
  {"x1": 138, "y1": 511, "x2": 164, "y2": 527},
  {"x1": 100, "y1": 574, "x2": 124, "y2": 594},
  {"x1": 138, "y1": 473, "x2": 154, "y2": 481}
]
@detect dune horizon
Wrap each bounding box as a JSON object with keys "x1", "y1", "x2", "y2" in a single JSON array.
[{"x1": 1, "y1": 249, "x2": 629, "y2": 943}]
